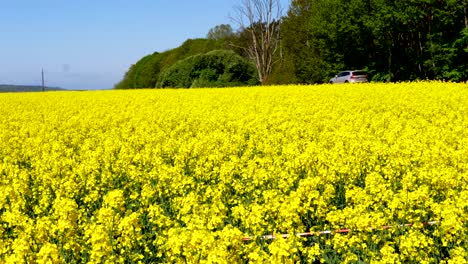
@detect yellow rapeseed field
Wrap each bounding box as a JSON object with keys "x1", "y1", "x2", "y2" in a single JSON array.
[{"x1": 1, "y1": 82, "x2": 467, "y2": 263}]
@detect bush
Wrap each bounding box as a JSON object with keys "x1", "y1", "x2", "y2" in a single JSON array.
[
  {"x1": 114, "y1": 39, "x2": 227, "y2": 89},
  {"x1": 156, "y1": 50, "x2": 259, "y2": 88}
]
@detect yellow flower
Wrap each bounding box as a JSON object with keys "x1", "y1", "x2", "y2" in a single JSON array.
[
  {"x1": 36, "y1": 243, "x2": 61, "y2": 264},
  {"x1": 0, "y1": 82, "x2": 467, "y2": 262}
]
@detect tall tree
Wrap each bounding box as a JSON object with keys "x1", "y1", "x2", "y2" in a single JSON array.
[
  {"x1": 282, "y1": 0, "x2": 370, "y2": 83},
  {"x1": 207, "y1": 24, "x2": 235, "y2": 40},
  {"x1": 281, "y1": 0, "x2": 468, "y2": 83},
  {"x1": 232, "y1": 0, "x2": 283, "y2": 85}
]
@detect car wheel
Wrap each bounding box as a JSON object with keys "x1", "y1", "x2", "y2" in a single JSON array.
[
  {"x1": 329, "y1": 81, "x2": 333, "y2": 84},
  {"x1": 344, "y1": 80, "x2": 349, "y2": 83}
]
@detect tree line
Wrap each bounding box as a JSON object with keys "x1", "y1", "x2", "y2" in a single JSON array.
[
  {"x1": 281, "y1": 0, "x2": 468, "y2": 83},
  {"x1": 115, "y1": 0, "x2": 468, "y2": 89}
]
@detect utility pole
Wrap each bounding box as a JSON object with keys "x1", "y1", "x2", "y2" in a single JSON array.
[{"x1": 41, "y1": 68, "x2": 45, "y2": 91}]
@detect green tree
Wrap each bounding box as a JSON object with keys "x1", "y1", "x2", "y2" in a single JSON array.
[
  {"x1": 280, "y1": 0, "x2": 468, "y2": 83},
  {"x1": 207, "y1": 24, "x2": 235, "y2": 40},
  {"x1": 114, "y1": 39, "x2": 228, "y2": 89},
  {"x1": 281, "y1": 0, "x2": 369, "y2": 83}
]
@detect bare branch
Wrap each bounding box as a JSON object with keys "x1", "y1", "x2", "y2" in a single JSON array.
[{"x1": 232, "y1": 0, "x2": 283, "y2": 85}]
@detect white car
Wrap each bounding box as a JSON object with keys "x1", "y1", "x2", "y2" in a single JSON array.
[{"x1": 329, "y1": 71, "x2": 368, "y2": 84}]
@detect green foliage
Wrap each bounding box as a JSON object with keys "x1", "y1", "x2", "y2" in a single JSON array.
[
  {"x1": 266, "y1": 56, "x2": 297, "y2": 85},
  {"x1": 114, "y1": 39, "x2": 228, "y2": 89},
  {"x1": 156, "y1": 50, "x2": 259, "y2": 88},
  {"x1": 280, "y1": 0, "x2": 468, "y2": 83},
  {"x1": 116, "y1": 0, "x2": 468, "y2": 87},
  {"x1": 207, "y1": 24, "x2": 234, "y2": 40}
]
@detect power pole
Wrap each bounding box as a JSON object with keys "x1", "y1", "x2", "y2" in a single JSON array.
[{"x1": 41, "y1": 68, "x2": 45, "y2": 91}]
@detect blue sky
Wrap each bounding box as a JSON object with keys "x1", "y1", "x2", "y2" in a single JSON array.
[{"x1": 1, "y1": 0, "x2": 290, "y2": 90}]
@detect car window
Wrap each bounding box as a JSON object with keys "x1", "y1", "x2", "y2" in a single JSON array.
[
  {"x1": 353, "y1": 71, "x2": 366, "y2": 76},
  {"x1": 343, "y1": 72, "x2": 350, "y2": 76}
]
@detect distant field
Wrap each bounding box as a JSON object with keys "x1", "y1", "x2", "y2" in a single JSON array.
[
  {"x1": 0, "y1": 84, "x2": 64, "y2": 92},
  {"x1": 1, "y1": 82, "x2": 467, "y2": 263}
]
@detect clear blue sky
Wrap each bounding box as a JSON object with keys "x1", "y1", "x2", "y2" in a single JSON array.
[{"x1": 1, "y1": 0, "x2": 290, "y2": 90}]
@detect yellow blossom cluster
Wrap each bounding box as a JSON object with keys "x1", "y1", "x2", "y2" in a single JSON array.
[{"x1": 0, "y1": 82, "x2": 467, "y2": 263}]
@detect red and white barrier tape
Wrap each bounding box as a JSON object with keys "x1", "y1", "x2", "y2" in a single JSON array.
[{"x1": 242, "y1": 221, "x2": 438, "y2": 241}]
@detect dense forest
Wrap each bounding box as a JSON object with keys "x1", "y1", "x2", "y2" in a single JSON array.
[
  {"x1": 115, "y1": 0, "x2": 468, "y2": 89},
  {"x1": 282, "y1": 0, "x2": 468, "y2": 83}
]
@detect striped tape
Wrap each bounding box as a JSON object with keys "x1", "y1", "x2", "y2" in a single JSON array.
[{"x1": 242, "y1": 221, "x2": 438, "y2": 241}]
